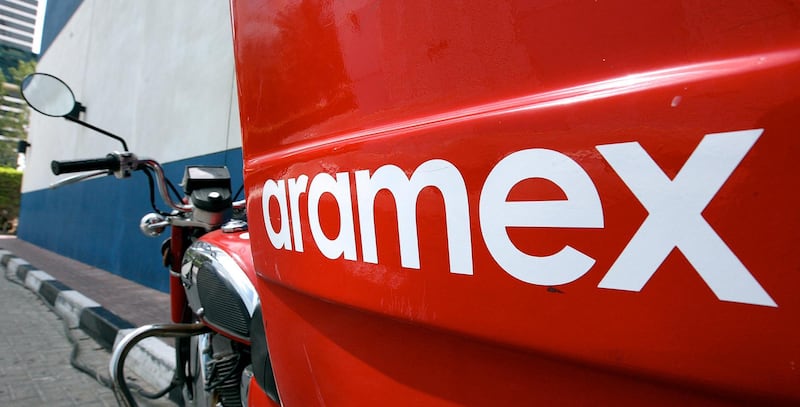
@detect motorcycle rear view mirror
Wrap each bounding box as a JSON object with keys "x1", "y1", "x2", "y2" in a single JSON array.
[
  {"x1": 21, "y1": 73, "x2": 77, "y2": 117},
  {"x1": 21, "y1": 73, "x2": 129, "y2": 151}
]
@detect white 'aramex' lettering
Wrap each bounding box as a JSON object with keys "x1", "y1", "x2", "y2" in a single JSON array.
[
  {"x1": 263, "y1": 179, "x2": 291, "y2": 250},
  {"x1": 596, "y1": 129, "x2": 776, "y2": 307},
  {"x1": 355, "y1": 160, "x2": 473, "y2": 275},
  {"x1": 479, "y1": 148, "x2": 604, "y2": 285},
  {"x1": 308, "y1": 172, "x2": 357, "y2": 261},
  {"x1": 261, "y1": 129, "x2": 776, "y2": 307},
  {"x1": 288, "y1": 175, "x2": 309, "y2": 252}
]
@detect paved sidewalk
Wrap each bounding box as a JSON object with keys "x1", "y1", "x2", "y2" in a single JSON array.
[
  {"x1": 0, "y1": 236, "x2": 170, "y2": 327},
  {"x1": 0, "y1": 267, "x2": 118, "y2": 406},
  {"x1": 0, "y1": 235, "x2": 178, "y2": 406}
]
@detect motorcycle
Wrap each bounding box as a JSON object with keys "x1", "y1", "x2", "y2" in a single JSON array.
[{"x1": 20, "y1": 73, "x2": 278, "y2": 407}]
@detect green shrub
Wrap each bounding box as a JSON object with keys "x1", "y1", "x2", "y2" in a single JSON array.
[{"x1": 0, "y1": 166, "x2": 21, "y2": 233}]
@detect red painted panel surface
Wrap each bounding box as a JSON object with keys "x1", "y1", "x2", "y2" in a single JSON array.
[
  {"x1": 247, "y1": 376, "x2": 280, "y2": 407},
  {"x1": 198, "y1": 229, "x2": 257, "y2": 283},
  {"x1": 231, "y1": 0, "x2": 800, "y2": 404}
]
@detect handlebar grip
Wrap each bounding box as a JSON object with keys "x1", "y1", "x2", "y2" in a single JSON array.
[{"x1": 51, "y1": 154, "x2": 120, "y2": 175}]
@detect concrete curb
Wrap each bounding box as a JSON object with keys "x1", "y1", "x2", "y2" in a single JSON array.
[{"x1": 0, "y1": 249, "x2": 175, "y2": 392}]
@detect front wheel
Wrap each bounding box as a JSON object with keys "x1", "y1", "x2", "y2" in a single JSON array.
[{"x1": 183, "y1": 332, "x2": 249, "y2": 407}]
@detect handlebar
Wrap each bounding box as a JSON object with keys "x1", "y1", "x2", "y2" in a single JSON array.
[
  {"x1": 51, "y1": 154, "x2": 120, "y2": 175},
  {"x1": 50, "y1": 152, "x2": 246, "y2": 214},
  {"x1": 51, "y1": 152, "x2": 194, "y2": 213}
]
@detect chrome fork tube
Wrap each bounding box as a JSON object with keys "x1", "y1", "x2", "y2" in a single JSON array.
[{"x1": 110, "y1": 322, "x2": 211, "y2": 407}]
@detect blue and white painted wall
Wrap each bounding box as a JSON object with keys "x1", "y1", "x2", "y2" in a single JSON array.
[{"x1": 19, "y1": 1, "x2": 242, "y2": 292}]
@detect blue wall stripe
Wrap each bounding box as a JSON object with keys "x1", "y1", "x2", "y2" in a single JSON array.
[{"x1": 17, "y1": 148, "x2": 244, "y2": 292}]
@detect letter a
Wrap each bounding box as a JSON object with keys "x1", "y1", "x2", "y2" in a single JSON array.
[{"x1": 263, "y1": 179, "x2": 292, "y2": 250}]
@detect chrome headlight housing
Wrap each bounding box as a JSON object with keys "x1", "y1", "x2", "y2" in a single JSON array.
[{"x1": 181, "y1": 240, "x2": 259, "y2": 342}]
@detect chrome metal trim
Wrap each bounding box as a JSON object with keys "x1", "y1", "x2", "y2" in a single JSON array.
[
  {"x1": 221, "y1": 219, "x2": 248, "y2": 233},
  {"x1": 181, "y1": 240, "x2": 260, "y2": 319},
  {"x1": 115, "y1": 151, "x2": 138, "y2": 179},
  {"x1": 109, "y1": 322, "x2": 210, "y2": 407},
  {"x1": 240, "y1": 365, "x2": 254, "y2": 407},
  {"x1": 49, "y1": 170, "x2": 109, "y2": 189},
  {"x1": 170, "y1": 217, "x2": 217, "y2": 229},
  {"x1": 139, "y1": 213, "x2": 168, "y2": 237},
  {"x1": 190, "y1": 333, "x2": 215, "y2": 407}
]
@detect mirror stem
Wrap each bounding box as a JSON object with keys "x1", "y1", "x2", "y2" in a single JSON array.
[{"x1": 64, "y1": 115, "x2": 129, "y2": 152}]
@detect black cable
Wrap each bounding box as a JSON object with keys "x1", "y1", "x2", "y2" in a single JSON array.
[
  {"x1": 233, "y1": 184, "x2": 244, "y2": 201},
  {"x1": 141, "y1": 167, "x2": 171, "y2": 217},
  {"x1": 165, "y1": 178, "x2": 183, "y2": 204},
  {"x1": 143, "y1": 166, "x2": 184, "y2": 209}
]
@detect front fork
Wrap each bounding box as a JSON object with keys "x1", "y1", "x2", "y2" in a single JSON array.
[
  {"x1": 111, "y1": 225, "x2": 204, "y2": 406},
  {"x1": 170, "y1": 225, "x2": 190, "y2": 324},
  {"x1": 110, "y1": 225, "x2": 270, "y2": 405}
]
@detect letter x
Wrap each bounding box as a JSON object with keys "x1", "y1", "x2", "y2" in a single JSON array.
[{"x1": 596, "y1": 129, "x2": 776, "y2": 307}]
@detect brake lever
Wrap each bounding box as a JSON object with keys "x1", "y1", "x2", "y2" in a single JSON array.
[{"x1": 49, "y1": 170, "x2": 110, "y2": 189}]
